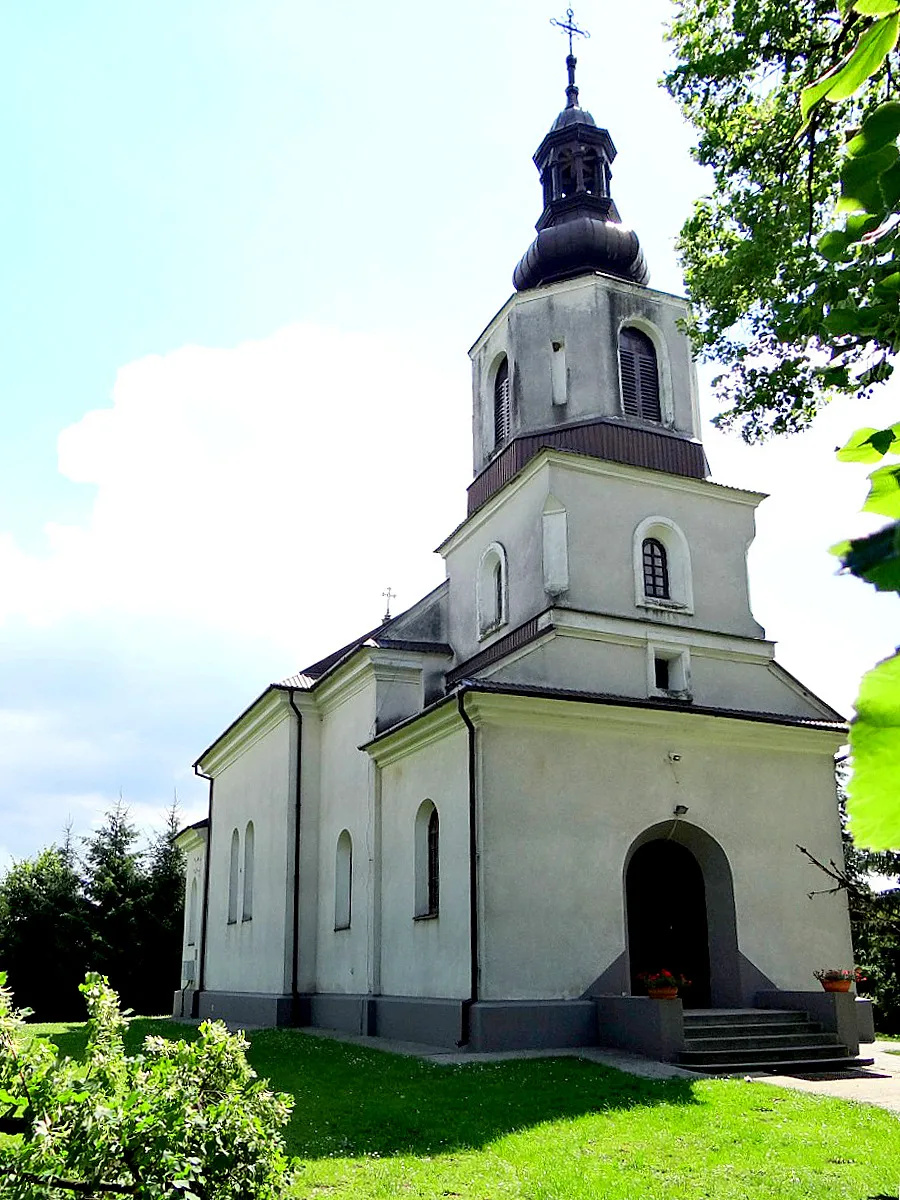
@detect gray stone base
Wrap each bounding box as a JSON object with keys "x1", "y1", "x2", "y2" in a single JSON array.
[
  {"x1": 195, "y1": 991, "x2": 297, "y2": 1027},
  {"x1": 180, "y1": 990, "x2": 602, "y2": 1051}
]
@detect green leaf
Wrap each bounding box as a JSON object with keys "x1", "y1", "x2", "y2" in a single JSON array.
[
  {"x1": 848, "y1": 100, "x2": 900, "y2": 156},
  {"x1": 841, "y1": 522, "x2": 900, "y2": 586},
  {"x1": 841, "y1": 143, "x2": 898, "y2": 213},
  {"x1": 827, "y1": 15, "x2": 900, "y2": 104},
  {"x1": 880, "y1": 158, "x2": 900, "y2": 208},
  {"x1": 848, "y1": 652, "x2": 900, "y2": 849},
  {"x1": 854, "y1": 0, "x2": 900, "y2": 15},
  {"x1": 817, "y1": 230, "x2": 852, "y2": 260},
  {"x1": 824, "y1": 306, "x2": 870, "y2": 334},
  {"x1": 830, "y1": 538, "x2": 853, "y2": 558},
  {"x1": 802, "y1": 71, "x2": 844, "y2": 121},
  {"x1": 874, "y1": 269, "x2": 900, "y2": 291},
  {"x1": 838, "y1": 426, "x2": 886, "y2": 462},
  {"x1": 864, "y1": 463, "x2": 900, "y2": 516},
  {"x1": 846, "y1": 212, "x2": 883, "y2": 240}
]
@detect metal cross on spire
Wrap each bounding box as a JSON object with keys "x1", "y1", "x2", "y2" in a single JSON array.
[
  {"x1": 382, "y1": 586, "x2": 396, "y2": 622},
  {"x1": 550, "y1": 7, "x2": 590, "y2": 56}
]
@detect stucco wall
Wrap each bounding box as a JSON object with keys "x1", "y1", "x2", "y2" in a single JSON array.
[
  {"x1": 470, "y1": 274, "x2": 699, "y2": 472},
  {"x1": 378, "y1": 724, "x2": 470, "y2": 998},
  {"x1": 178, "y1": 835, "x2": 207, "y2": 988},
  {"x1": 443, "y1": 455, "x2": 765, "y2": 667},
  {"x1": 472, "y1": 693, "x2": 850, "y2": 1002},
  {"x1": 313, "y1": 677, "x2": 376, "y2": 995},
  {"x1": 204, "y1": 713, "x2": 295, "y2": 995}
]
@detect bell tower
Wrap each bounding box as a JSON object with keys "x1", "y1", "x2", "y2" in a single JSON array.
[{"x1": 467, "y1": 33, "x2": 707, "y2": 512}]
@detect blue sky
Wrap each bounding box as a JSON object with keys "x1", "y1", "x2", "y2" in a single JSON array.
[{"x1": 1, "y1": 0, "x2": 897, "y2": 861}]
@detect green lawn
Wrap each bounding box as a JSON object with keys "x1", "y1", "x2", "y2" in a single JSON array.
[{"x1": 30, "y1": 1017, "x2": 900, "y2": 1200}]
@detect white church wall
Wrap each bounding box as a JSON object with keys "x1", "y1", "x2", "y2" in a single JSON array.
[
  {"x1": 177, "y1": 829, "x2": 207, "y2": 989},
  {"x1": 204, "y1": 712, "x2": 295, "y2": 995},
  {"x1": 377, "y1": 723, "x2": 470, "y2": 999},
  {"x1": 470, "y1": 693, "x2": 849, "y2": 1002},
  {"x1": 548, "y1": 458, "x2": 765, "y2": 639},
  {"x1": 469, "y1": 274, "x2": 699, "y2": 473},
  {"x1": 314, "y1": 671, "x2": 376, "y2": 995}
]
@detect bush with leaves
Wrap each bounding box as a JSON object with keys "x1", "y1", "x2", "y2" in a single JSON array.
[{"x1": 0, "y1": 972, "x2": 293, "y2": 1199}]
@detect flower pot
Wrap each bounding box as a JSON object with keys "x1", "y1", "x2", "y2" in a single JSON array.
[
  {"x1": 647, "y1": 987, "x2": 679, "y2": 1000},
  {"x1": 821, "y1": 979, "x2": 852, "y2": 993}
]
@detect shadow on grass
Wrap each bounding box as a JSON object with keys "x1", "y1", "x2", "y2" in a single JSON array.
[
  {"x1": 244, "y1": 1028, "x2": 700, "y2": 1159},
  {"x1": 34, "y1": 1020, "x2": 699, "y2": 1159}
]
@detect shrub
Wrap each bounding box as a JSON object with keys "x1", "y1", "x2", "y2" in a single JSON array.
[{"x1": 0, "y1": 972, "x2": 293, "y2": 1199}]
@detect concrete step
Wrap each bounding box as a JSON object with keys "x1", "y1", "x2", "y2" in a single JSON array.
[
  {"x1": 680, "y1": 1042, "x2": 850, "y2": 1066},
  {"x1": 683, "y1": 1008, "x2": 808, "y2": 1027},
  {"x1": 684, "y1": 1021, "x2": 822, "y2": 1040},
  {"x1": 686, "y1": 1055, "x2": 875, "y2": 1077},
  {"x1": 684, "y1": 1031, "x2": 836, "y2": 1053}
]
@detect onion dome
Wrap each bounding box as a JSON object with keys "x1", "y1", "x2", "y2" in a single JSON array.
[{"x1": 513, "y1": 53, "x2": 648, "y2": 291}]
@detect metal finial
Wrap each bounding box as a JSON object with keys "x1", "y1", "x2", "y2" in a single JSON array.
[
  {"x1": 550, "y1": 7, "x2": 590, "y2": 56},
  {"x1": 550, "y1": 8, "x2": 589, "y2": 108},
  {"x1": 382, "y1": 586, "x2": 396, "y2": 622}
]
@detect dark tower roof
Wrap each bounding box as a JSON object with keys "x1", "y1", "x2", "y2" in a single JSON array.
[{"x1": 513, "y1": 53, "x2": 648, "y2": 291}]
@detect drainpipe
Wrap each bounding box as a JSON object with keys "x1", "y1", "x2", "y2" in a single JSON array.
[
  {"x1": 457, "y1": 689, "x2": 479, "y2": 1046},
  {"x1": 193, "y1": 764, "x2": 213, "y2": 1010},
  {"x1": 288, "y1": 690, "x2": 304, "y2": 1010}
]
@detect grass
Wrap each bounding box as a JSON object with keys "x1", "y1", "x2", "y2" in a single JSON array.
[{"x1": 29, "y1": 1017, "x2": 900, "y2": 1200}]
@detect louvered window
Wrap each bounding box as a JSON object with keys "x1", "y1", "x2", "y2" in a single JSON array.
[
  {"x1": 494, "y1": 357, "x2": 510, "y2": 448},
  {"x1": 619, "y1": 328, "x2": 661, "y2": 423},
  {"x1": 642, "y1": 538, "x2": 669, "y2": 599}
]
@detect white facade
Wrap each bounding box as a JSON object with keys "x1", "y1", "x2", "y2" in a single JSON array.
[{"x1": 175, "y1": 109, "x2": 853, "y2": 1049}]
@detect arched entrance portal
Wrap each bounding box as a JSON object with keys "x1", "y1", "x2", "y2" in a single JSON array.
[
  {"x1": 624, "y1": 822, "x2": 741, "y2": 1008},
  {"x1": 626, "y1": 840, "x2": 710, "y2": 1007}
]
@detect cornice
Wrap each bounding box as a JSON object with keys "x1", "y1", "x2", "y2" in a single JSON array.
[
  {"x1": 362, "y1": 699, "x2": 462, "y2": 767},
  {"x1": 463, "y1": 690, "x2": 844, "y2": 753},
  {"x1": 198, "y1": 689, "x2": 293, "y2": 777},
  {"x1": 549, "y1": 608, "x2": 775, "y2": 663}
]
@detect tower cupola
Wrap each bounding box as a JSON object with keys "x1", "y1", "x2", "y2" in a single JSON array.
[{"x1": 513, "y1": 40, "x2": 648, "y2": 291}]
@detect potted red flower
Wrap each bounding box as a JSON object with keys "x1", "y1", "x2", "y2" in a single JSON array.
[
  {"x1": 638, "y1": 969, "x2": 691, "y2": 1000},
  {"x1": 813, "y1": 968, "x2": 865, "y2": 993}
]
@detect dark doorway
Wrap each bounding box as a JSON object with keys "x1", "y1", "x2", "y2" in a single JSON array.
[{"x1": 626, "y1": 839, "x2": 711, "y2": 1007}]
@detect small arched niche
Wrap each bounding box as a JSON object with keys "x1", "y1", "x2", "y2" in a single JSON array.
[
  {"x1": 477, "y1": 541, "x2": 508, "y2": 638},
  {"x1": 633, "y1": 516, "x2": 693, "y2": 613},
  {"x1": 242, "y1": 821, "x2": 254, "y2": 922},
  {"x1": 227, "y1": 828, "x2": 240, "y2": 925},
  {"x1": 334, "y1": 830, "x2": 352, "y2": 931}
]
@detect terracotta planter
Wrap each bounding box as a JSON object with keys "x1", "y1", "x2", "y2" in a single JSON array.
[
  {"x1": 647, "y1": 987, "x2": 679, "y2": 1000},
  {"x1": 820, "y1": 979, "x2": 852, "y2": 993}
]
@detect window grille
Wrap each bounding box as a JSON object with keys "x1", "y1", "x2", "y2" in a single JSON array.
[
  {"x1": 642, "y1": 538, "x2": 669, "y2": 599},
  {"x1": 494, "y1": 358, "x2": 510, "y2": 447},
  {"x1": 619, "y1": 328, "x2": 661, "y2": 423}
]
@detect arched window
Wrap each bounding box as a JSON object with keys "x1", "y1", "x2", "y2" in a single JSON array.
[
  {"x1": 619, "y1": 328, "x2": 661, "y2": 423},
  {"x1": 242, "y1": 821, "x2": 254, "y2": 922},
  {"x1": 493, "y1": 356, "x2": 510, "y2": 448},
  {"x1": 415, "y1": 800, "x2": 439, "y2": 918},
  {"x1": 477, "y1": 542, "x2": 508, "y2": 636},
  {"x1": 334, "y1": 830, "x2": 352, "y2": 931},
  {"x1": 633, "y1": 517, "x2": 694, "y2": 613},
  {"x1": 642, "y1": 538, "x2": 669, "y2": 600},
  {"x1": 227, "y1": 828, "x2": 240, "y2": 925},
  {"x1": 187, "y1": 877, "x2": 198, "y2": 946}
]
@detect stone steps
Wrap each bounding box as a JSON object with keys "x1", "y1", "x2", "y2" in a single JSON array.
[{"x1": 677, "y1": 1007, "x2": 873, "y2": 1076}]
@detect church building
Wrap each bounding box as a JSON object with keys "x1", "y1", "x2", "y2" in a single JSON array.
[{"x1": 175, "y1": 45, "x2": 864, "y2": 1065}]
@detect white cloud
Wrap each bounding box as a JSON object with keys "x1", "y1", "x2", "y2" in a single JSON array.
[{"x1": 3, "y1": 324, "x2": 471, "y2": 652}]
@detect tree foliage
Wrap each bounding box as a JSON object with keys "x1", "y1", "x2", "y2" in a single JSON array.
[
  {"x1": 667, "y1": 0, "x2": 900, "y2": 847},
  {"x1": 0, "y1": 804, "x2": 185, "y2": 1021},
  {"x1": 0, "y1": 972, "x2": 292, "y2": 1199}
]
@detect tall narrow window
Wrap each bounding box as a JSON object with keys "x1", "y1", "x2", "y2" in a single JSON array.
[
  {"x1": 493, "y1": 356, "x2": 510, "y2": 448},
  {"x1": 334, "y1": 830, "x2": 352, "y2": 931},
  {"x1": 477, "y1": 542, "x2": 508, "y2": 636},
  {"x1": 227, "y1": 828, "x2": 240, "y2": 925},
  {"x1": 619, "y1": 328, "x2": 661, "y2": 423},
  {"x1": 187, "y1": 877, "x2": 198, "y2": 946},
  {"x1": 242, "y1": 821, "x2": 254, "y2": 922},
  {"x1": 415, "y1": 800, "x2": 439, "y2": 918},
  {"x1": 642, "y1": 538, "x2": 670, "y2": 599}
]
